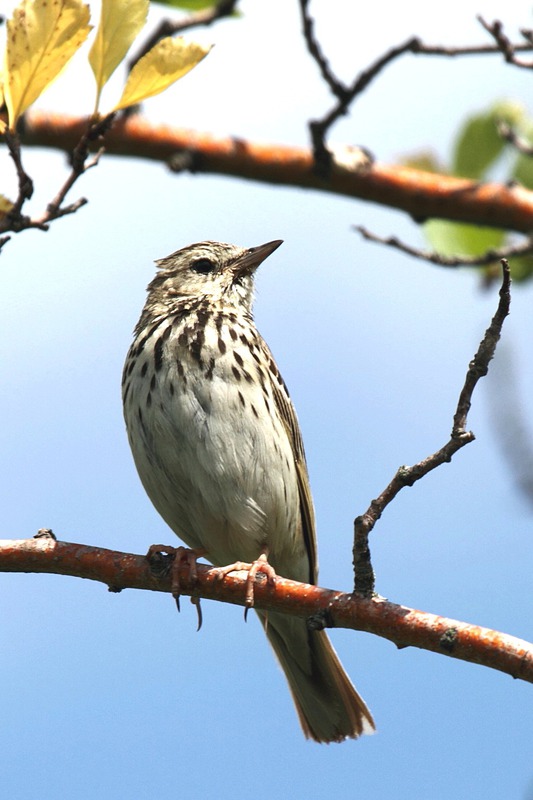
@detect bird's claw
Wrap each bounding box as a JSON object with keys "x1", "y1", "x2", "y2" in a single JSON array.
[
  {"x1": 146, "y1": 544, "x2": 205, "y2": 629},
  {"x1": 211, "y1": 552, "x2": 277, "y2": 610}
]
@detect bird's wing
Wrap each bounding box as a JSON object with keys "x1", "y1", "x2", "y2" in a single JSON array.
[{"x1": 267, "y1": 355, "x2": 318, "y2": 584}]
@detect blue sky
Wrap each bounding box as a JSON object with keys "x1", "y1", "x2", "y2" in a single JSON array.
[{"x1": 2, "y1": 1, "x2": 533, "y2": 798}]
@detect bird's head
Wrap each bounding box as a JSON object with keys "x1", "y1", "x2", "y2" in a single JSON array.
[{"x1": 144, "y1": 240, "x2": 283, "y2": 318}]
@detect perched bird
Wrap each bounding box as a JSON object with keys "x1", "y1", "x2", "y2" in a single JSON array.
[{"x1": 122, "y1": 239, "x2": 375, "y2": 742}]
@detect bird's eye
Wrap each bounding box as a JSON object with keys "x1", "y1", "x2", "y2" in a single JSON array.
[{"x1": 191, "y1": 258, "x2": 215, "y2": 275}]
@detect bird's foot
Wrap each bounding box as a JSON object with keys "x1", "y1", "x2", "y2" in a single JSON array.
[
  {"x1": 211, "y1": 552, "x2": 277, "y2": 609},
  {"x1": 146, "y1": 544, "x2": 206, "y2": 629}
]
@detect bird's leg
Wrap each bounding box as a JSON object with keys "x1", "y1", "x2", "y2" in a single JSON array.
[
  {"x1": 211, "y1": 549, "x2": 277, "y2": 608},
  {"x1": 146, "y1": 544, "x2": 207, "y2": 627}
]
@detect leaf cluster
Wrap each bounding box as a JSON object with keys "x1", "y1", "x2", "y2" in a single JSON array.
[
  {"x1": 0, "y1": 0, "x2": 211, "y2": 223},
  {"x1": 0, "y1": 0, "x2": 211, "y2": 128},
  {"x1": 406, "y1": 102, "x2": 533, "y2": 282}
]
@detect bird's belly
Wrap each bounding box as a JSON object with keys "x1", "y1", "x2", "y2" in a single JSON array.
[{"x1": 125, "y1": 353, "x2": 303, "y2": 574}]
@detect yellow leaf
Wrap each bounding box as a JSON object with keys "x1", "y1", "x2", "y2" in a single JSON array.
[
  {"x1": 113, "y1": 36, "x2": 211, "y2": 112},
  {"x1": 89, "y1": 0, "x2": 149, "y2": 112},
  {"x1": 4, "y1": 0, "x2": 92, "y2": 129},
  {"x1": 0, "y1": 78, "x2": 5, "y2": 131},
  {"x1": 0, "y1": 73, "x2": 5, "y2": 131},
  {"x1": 0, "y1": 195, "x2": 14, "y2": 219}
]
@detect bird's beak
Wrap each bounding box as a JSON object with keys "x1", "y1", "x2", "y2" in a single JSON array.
[{"x1": 232, "y1": 240, "x2": 283, "y2": 279}]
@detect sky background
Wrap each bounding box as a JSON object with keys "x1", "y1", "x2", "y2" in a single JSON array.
[{"x1": 2, "y1": 1, "x2": 533, "y2": 798}]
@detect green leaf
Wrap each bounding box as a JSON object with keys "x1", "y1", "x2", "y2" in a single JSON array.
[
  {"x1": 416, "y1": 101, "x2": 533, "y2": 283},
  {"x1": 513, "y1": 149, "x2": 533, "y2": 190},
  {"x1": 452, "y1": 101, "x2": 525, "y2": 180},
  {"x1": 424, "y1": 219, "x2": 505, "y2": 258},
  {"x1": 490, "y1": 99, "x2": 526, "y2": 128},
  {"x1": 509, "y1": 116, "x2": 533, "y2": 189},
  {"x1": 507, "y1": 254, "x2": 533, "y2": 283},
  {"x1": 452, "y1": 112, "x2": 505, "y2": 179}
]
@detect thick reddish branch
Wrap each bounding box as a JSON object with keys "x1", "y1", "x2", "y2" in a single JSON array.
[
  {"x1": 20, "y1": 111, "x2": 533, "y2": 234},
  {"x1": 2, "y1": 537, "x2": 532, "y2": 683}
]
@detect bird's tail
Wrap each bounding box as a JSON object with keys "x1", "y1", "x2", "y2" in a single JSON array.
[{"x1": 257, "y1": 610, "x2": 375, "y2": 743}]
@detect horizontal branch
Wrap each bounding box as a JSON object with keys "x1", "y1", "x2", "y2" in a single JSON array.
[
  {"x1": 19, "y1": 111, "x2": 533, "y2": 234},
  {"x1": 2, "y1": 536, "x2": 532, "y2": 683}
]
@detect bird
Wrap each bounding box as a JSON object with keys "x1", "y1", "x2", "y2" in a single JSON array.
[{"x1": 122, "y1": 239, "x2": 375, "y2": 742}]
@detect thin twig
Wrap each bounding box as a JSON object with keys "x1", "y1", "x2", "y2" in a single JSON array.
[
  {"x1": 0, "y1": 114, "x2": 114, "y2": 251},
  {"x1": 354, "y1": 225, "x2": 533, "y2": 267},
  {"x1": 299, "y1": 0, "x2": 348, "y2": 100},
  {"x1": 453, "y1": 260, "x2": 510, "y2": 429},
  {"x1": 4, "y1": 128, "x2": 34, "y2": 217},
  {"x1": 478, "y1": 16, "x2": 533, "y2": 68},
  {"x1": 497, "y1": 120, "x2": 533, "y2": 156},
  {"x1": 353, "y1": 261, "x2": 511, "y2": 596}
]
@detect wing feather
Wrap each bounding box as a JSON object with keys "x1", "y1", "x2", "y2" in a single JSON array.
[{"x1": 264, "y1": 343, "x2": 318, "y2": 583}]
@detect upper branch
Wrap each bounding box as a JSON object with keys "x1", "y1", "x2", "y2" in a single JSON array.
[
  {"x1": 1, "y1": 535, "x2": 532, "y2": 684},
  {"x1": 19, "y1": 112, "x2": 533, "y2": 235}
]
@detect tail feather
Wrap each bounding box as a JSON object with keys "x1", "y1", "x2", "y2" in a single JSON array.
[{"x1": 257, "y1": 610, "x2": 375, "y2": 743}]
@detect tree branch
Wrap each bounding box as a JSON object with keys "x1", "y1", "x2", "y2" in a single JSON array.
[
  {"x1": 17, "y1": 112, "x2": 533, "y2": 234},
  {"x1": 299, "y1": 3, "x2": 533, "y2": 170},
  {"x1": 1, "y1": 535, "x2": 531, "y2": 683}
]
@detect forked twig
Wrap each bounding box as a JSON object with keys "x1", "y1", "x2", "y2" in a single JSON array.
[
  {"x1": 353, "y1": 260, "x2": 511, "y2": 595},
  {"x1": 478, "y1": 16, "x2": 533, "y2": 69},
  {"x1": 0, "y1": 114, "x2": 115, "y2": 251},
  {"x1": 299, "y1": 2, "x2": 533, "y2": 171}
]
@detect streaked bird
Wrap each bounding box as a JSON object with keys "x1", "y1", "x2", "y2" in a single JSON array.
[{"x1": 122, "y1": 239, "x2": 375, "y2": 742}]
